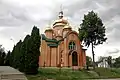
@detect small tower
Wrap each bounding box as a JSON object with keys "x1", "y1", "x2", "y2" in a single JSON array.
[
  {"x1": 53, "y1": 9, "x2": 68, "y2": 28},
  {"x1": 45, "y1": 25, "x2": 53, "y2": 39},
  {"x1": 63, "y1": 23, "x2": 72, "y2": 37},
  {"x1": 59, "y1": 11, "x2": 63, "y2": 19},
  {"x1": 52, "y1": 8, "x2": 69, "y2": 38},
  {"x1": 59, "y1": 5, "x2": 63, "y2": 19}
]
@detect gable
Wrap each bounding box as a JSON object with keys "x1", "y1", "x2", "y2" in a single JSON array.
[
  {"x1": 65, "y1": 31, "x2": 79, "y2": 38},
  {"x1": 65, "y1": 31, "x2": 79, "y2": 40}
]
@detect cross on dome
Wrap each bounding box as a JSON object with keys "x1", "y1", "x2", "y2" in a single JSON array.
[{"x1": 58, "y1": 5, "x2": 63, "y2": 19}]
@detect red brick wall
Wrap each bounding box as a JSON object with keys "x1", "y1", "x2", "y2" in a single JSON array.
[
  {"x1": 39, "y1": 30, "x2": 86, "y2": 68},
  {"x1": 39, "y1": 40, "x2": 47, "y2": 66},
  {"x1": 51, "y1": 47, "x2": 57, "y2": 66}
]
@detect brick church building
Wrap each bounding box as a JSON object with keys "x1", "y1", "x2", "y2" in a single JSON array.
[{"x1": 39, "y1": 10, "x2": 86, "y2": 69}]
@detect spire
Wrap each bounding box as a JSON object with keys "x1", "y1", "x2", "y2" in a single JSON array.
[{"x1": 59, "y1": 5, "x2": 63, "y2": 19}]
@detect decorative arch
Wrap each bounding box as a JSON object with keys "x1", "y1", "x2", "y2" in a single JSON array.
[
  {"x1": 68, "y1": 51, "x2": 78, "y2": 67},
  {"x1": 55, "y1": 35, "x2": 63, "y2": 39},
  {"x1": 65, "y1": 31, "x2": 78, "y2": 38},
  {"x1": 72, "y1": 51, "x2": 78, "y2": 66}
]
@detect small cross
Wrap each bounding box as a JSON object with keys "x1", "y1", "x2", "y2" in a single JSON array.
[
  {"x1": 59, "y1": 4, "x2": 63, "y2": 19},
  {"x1": 60, "y1": 4, "x2": 63, "y2": 11}
]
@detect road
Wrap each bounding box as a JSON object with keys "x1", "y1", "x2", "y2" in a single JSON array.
[{"x1": 92, "y1": 78, "x2": 120, "y2": 80}]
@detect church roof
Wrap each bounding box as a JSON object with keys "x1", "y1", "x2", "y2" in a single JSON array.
[
  {"x1": 53, "y1": 18, "x2": 68, "y2": 26},
  {"x1": 63, "y1": 23, "x2": 72, "y2": 29},
  {"x1": 41, "y1": 34, "x2": 58, "y2": 43},
  {"x1": 45, "y1": 25, "x2": 53, "y2": 32},
  {"x1": 53, "y1": 10, "x2": 69, "y2": 28},
  {"x1": 41, "y1": 34, "x2": 64, "y2": 47}
]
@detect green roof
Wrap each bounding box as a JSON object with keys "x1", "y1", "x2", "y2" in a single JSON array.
[
  {"x1": 41, "y1": 34, "x2": 63, "y2": 47},
  {"x1": 47, "y1": 44, "x2": 58, "y2": 47}
]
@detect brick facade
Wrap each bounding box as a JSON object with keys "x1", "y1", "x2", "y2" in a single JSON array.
[{"x1": 39, "y1": 11, "x2": 86, "y2": 68}]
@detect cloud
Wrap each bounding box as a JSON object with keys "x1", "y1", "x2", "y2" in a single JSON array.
[
  {"x1": 0, "y1": 0, "x2": 120, "y2": 60},
  {"x1": 107, "y1": 48, "x2": 120, "y2": 54}
]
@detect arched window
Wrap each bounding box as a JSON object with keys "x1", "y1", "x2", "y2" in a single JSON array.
[{"x1": 69, "y1": 42, "x2": 76, "y2": 50}]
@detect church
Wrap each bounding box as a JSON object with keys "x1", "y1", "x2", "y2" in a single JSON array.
[{"x1": 39, "y1": 10, "x2": 86, "y2": 69}]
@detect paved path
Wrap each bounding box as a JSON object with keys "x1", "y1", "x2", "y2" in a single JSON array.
[
  {"x1": 0, "y1": 66, "x2": 27, "y2": 80},
  {"x1": 92, "y1": 78, "x2": 120, "y2": 80}
]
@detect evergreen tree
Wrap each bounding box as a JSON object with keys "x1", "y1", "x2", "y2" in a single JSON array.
[
  {"x1": 10, "y1": 40, "x2": 22, "y2": 69},
  {"x1": 24, "y1": 26, "x2": 40, "y2": 74},
  {"x1": 10, "y1": 26, "x2": 40, "y2": 74},
  {"x1": 15, "y1": 40, "x2": 22, "y2": 69},
  {"x1": 19, "y1": 35, "x2": 30, "y2": 72},
  {"x1": 1, "y1": 52, "x2": 6, "y2": 65},
  {"x1": 0, "y1": 45, "x2": 6, "y2": 66},
  {"x1": 79, "y1": 11, "x2": 107, "y2": 69},
  {"x1": 5, "y1": 51, "x2": 11, "y2": 66},
  {"x1": 9, "y1": 45, "x2": 15, "y2": 67}
]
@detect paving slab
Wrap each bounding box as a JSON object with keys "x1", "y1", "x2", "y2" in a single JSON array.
[{"x1": 0, "y1": 66, "x2": 27, "y2": 80}]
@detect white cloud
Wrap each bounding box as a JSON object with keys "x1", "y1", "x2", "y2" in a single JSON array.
[
  {"x1": 0, "y1": 0, "x2": 120, "y2": 61},
  {"x1": 2, "y1": 0, "x2": 54, "y2": 7}
]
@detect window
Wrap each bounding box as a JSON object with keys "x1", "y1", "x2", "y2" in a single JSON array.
[{"x1": 69, "y1": 42, "x2": 76, "y2": 50}]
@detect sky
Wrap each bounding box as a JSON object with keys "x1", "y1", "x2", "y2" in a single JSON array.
[{"x1": 0, "y1": 0, "x2": 120, "y2": 61}]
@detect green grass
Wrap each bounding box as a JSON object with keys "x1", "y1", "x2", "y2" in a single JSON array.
[
  {"x1": 26, "y1": 67, "x2": 120, "y2": 80},
  {"x1": 95, "y1": 68, "x2": 120, "y2": 79}
]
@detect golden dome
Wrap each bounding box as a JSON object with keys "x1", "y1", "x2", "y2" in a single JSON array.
[
  {"x1": 63, "y1": 24, "x2": 72, "y2": 29},
  {"x1": 53, "y1": 10, "x2": 69, "y2": 27},
  {"x1": 53, "y1": 18, "x2": 68, "y2": 26},
  {"x1": 45, "y1": 26, "x2": 53, "y2": 31}
]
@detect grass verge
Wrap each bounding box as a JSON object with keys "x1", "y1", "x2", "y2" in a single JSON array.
[{"x1": 26, "y1": 67, "x2": 120, "y2": 80}]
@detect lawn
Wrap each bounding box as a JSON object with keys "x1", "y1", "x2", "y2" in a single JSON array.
[
  {"x1": 95, "y1": 68, "x2": 120, "y2": 79},
  {"x1": 26, "y1": 67, "x2": 120, "y2": 80}
]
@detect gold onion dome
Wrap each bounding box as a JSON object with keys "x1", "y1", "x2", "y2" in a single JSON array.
[
  {"x1": 63, "y1": 23, "x2": 72, "y2": 29},
  {"x1": 53, "y1": 11, "x2": 69, "y2": 27},
  {"x1": 45, "y1": 25, "x2": 53, "y2": 31},
  {"x1": 53, "y1": 18, "x2": 68, "y2": 24}
]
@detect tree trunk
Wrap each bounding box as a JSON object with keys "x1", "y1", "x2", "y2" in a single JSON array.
[
  {"x1": 86, "y1": 65, "x2": 89, "y2": 70},
  {"x1": 92, "y1": 42, "x2": 95, "y2": 69}
]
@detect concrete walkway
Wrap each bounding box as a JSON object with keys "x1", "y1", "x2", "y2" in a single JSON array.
[
  {"x1": 90, "y1": 78, "x2": 120, "y2": 80},
  {"x1": 0, "y1": 66, "x2": 27, "y2": 80}
]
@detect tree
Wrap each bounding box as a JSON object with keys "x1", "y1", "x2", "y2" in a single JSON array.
[
  {"x1": 10, "y1": 26, "x2": 40, "y2": 74},
  {"x1": 107, "y1": 56, "x2": 112, "y2": 68},
  {"x1": 86, "y1": 56, "x2": 92, "y2": 70},
  {"x1": 25, "y1": 26, "x2": 40, "y2": 74},
  {"x1": 79, "y1": 11, "x2": 107, "y2": 69},
  {"x1": 0, "y1": 45, "x2": 6, "y2": 66},
  {"x1": 113, "y1": 56, "x2": 120, "y2": 68},
  {"x1": 9, "y1": 45, "x2": 16, "y2": 67},
  {"x1": 19, "y1": 35, "x2": 31, "y2": 73},
  {"x1": 5, "y1": 51, "x2": 11, "y2": 66},
  {"x1": 15, "y1": 40, "x2": 22, "y2": 69},
  {"x1": 19, "y1": 26, "x2": 40, "y2": 74},
  {"x1": 10, "y1": 40, "x2": 22, "y2": 68}
]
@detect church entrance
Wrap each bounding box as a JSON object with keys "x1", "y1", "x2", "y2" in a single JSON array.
[
  {"x1": 72, "y1": 52, "x2": 78, "y2": 66},
  {"x1": 68, "y1": 50, "x2": 78, "y2": 67}
]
